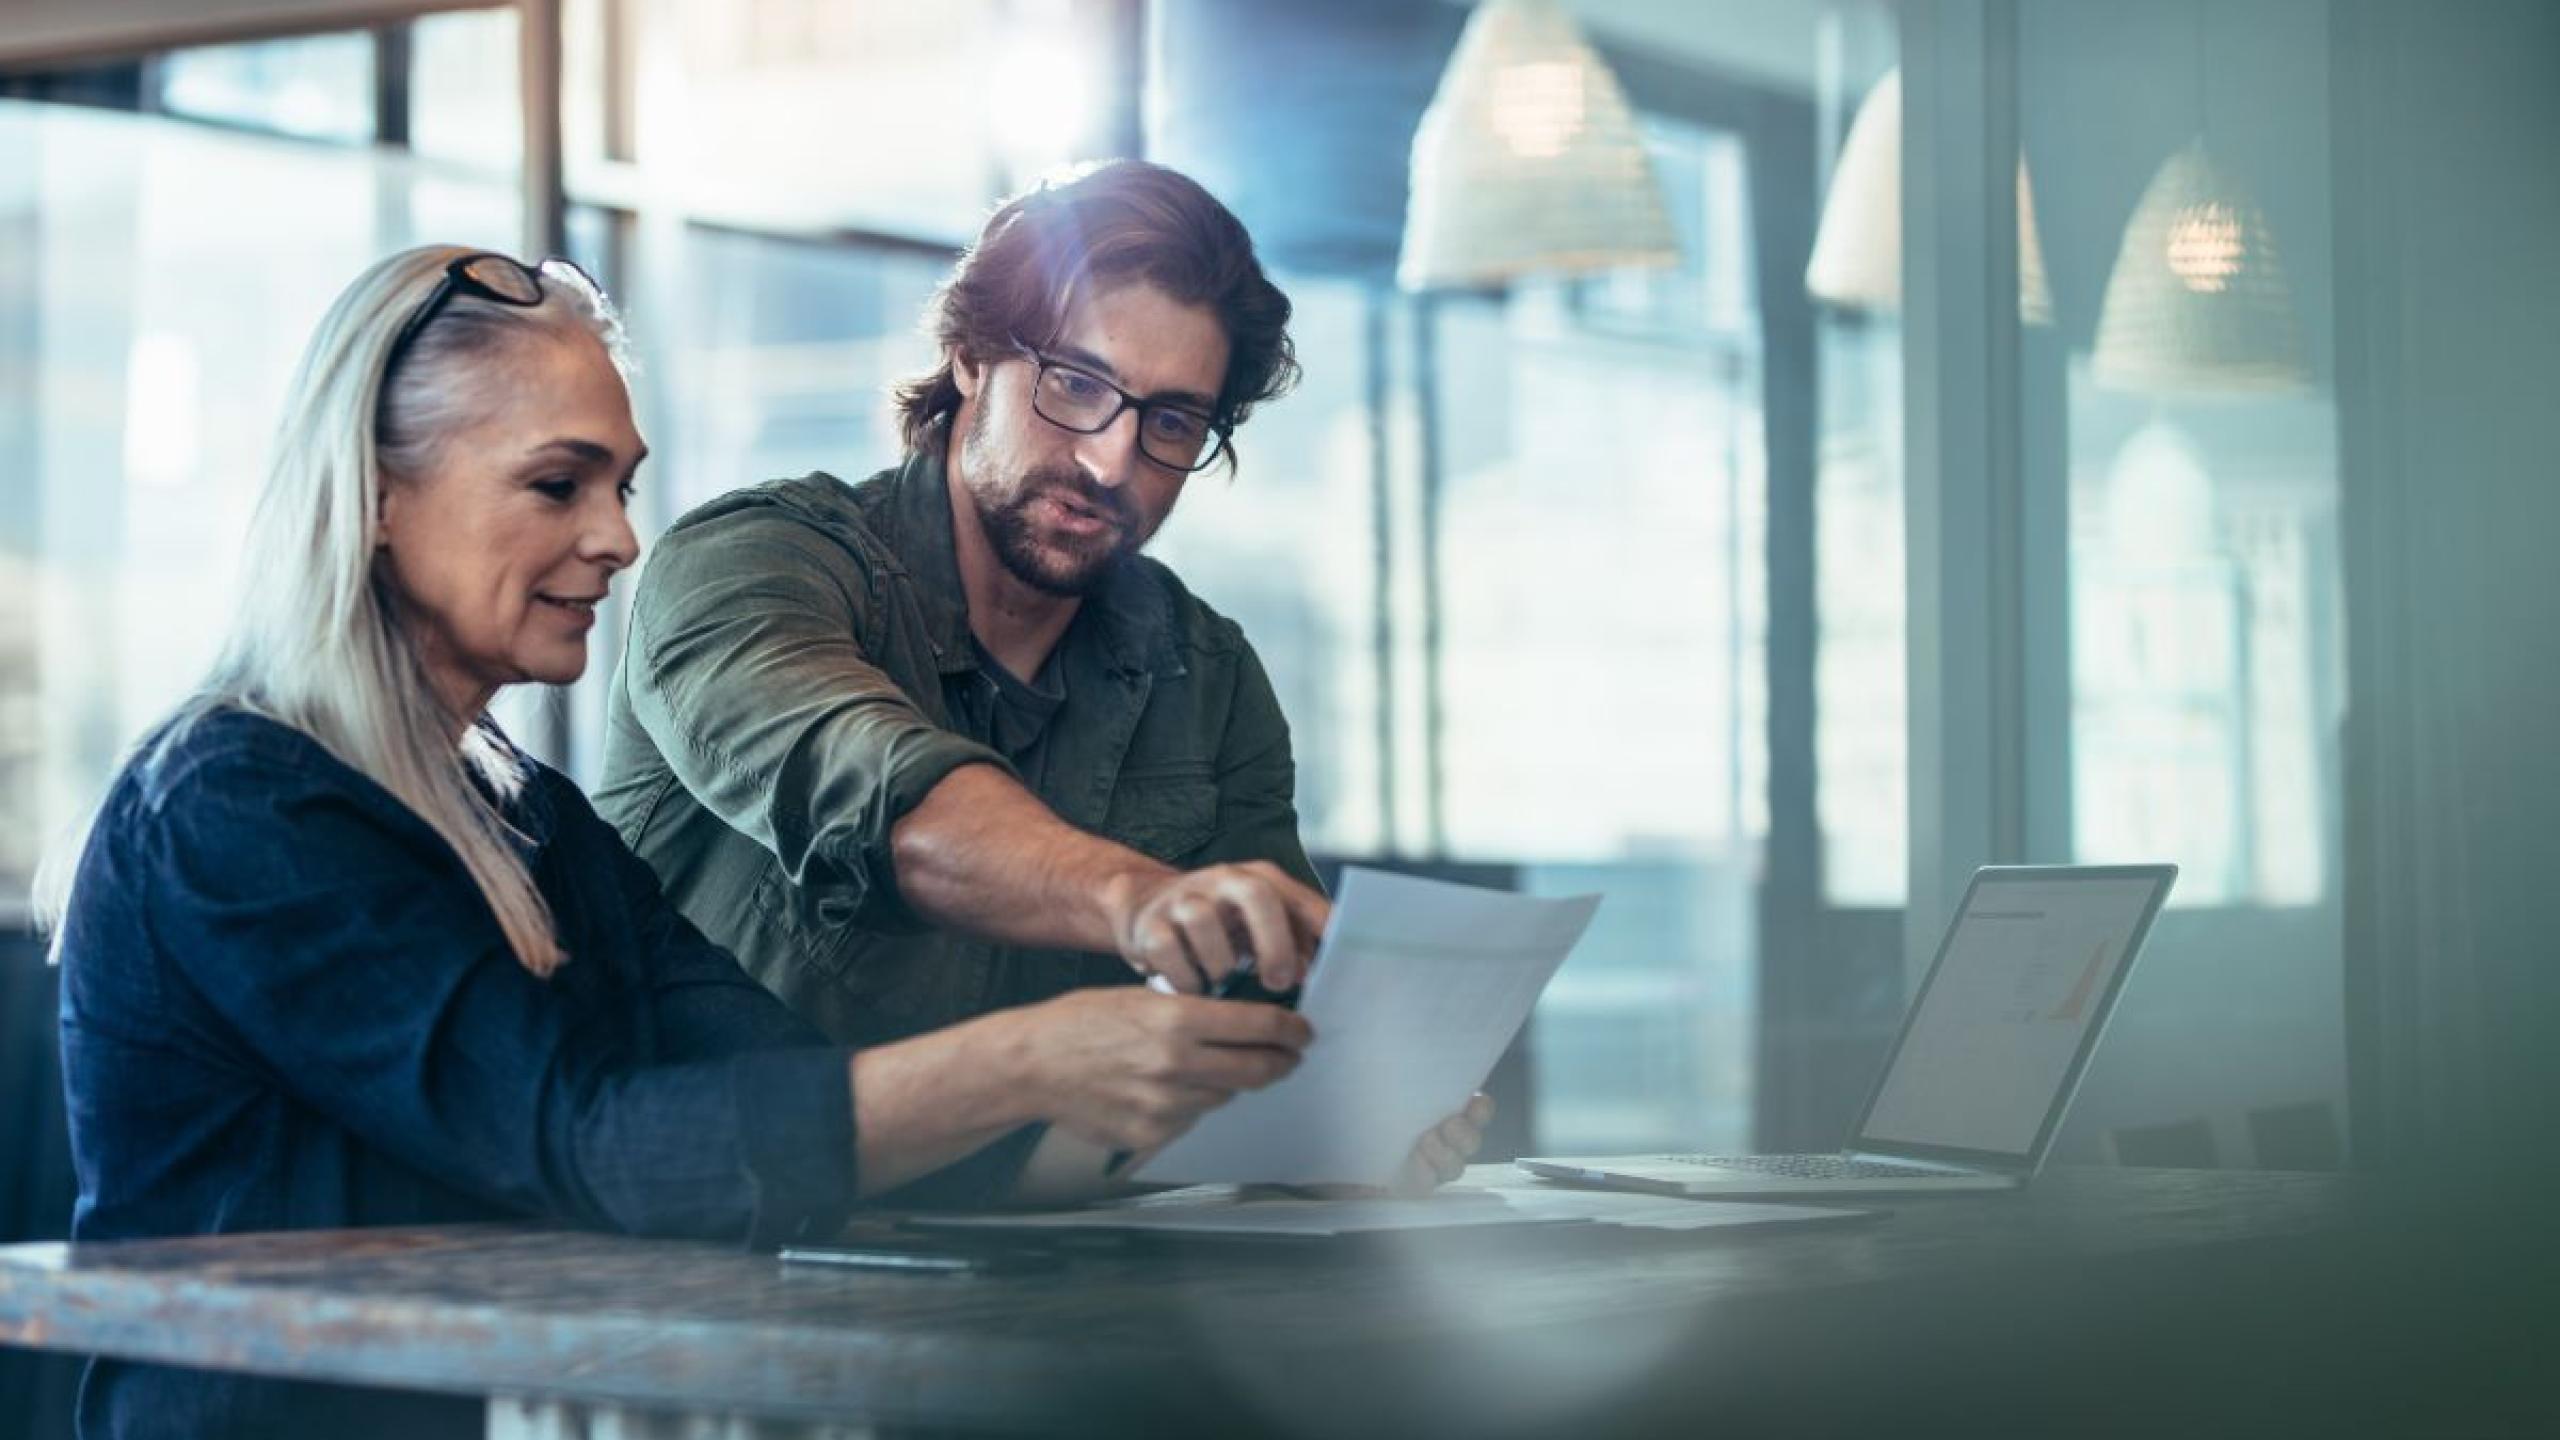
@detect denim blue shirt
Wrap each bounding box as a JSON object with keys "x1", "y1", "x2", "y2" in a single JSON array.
[{"x1": 54, "y1": 708, "x2": 862, "y2": 1439}]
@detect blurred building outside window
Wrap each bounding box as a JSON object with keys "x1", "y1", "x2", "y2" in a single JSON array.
[
  {"x1": 409, "y1": 6, "x2": 525, "y2": 173},
  {"x1": 2068, "y1": 396, "x2": 2338, "y2": 909},
  {"x1": 154, "y1": 31, "x2": 374, "y2": 144},
  {"x1": 1425, "y1": 119, "x2": 1766, "y2": 1153},
  {"x1": 615, "y1": 0, "x2": 1097, "y2": 244},
  {"x1": 1812, "y1": 310, "x2": 1906, "y2": 908},
  {"x1": 0, "y1": 90, "x2": 520, "y2": 894}
]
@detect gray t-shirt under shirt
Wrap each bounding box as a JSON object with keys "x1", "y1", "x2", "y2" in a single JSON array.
[{"x1": 948, "y1": 636, "x2": 1067, "y2": 794}]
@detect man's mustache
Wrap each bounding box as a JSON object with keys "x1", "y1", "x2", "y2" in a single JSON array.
[{"x1": 1019, "y1": 468, "x2": 1136, "y2": 529}]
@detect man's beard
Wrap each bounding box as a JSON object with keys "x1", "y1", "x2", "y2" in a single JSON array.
[
  {"x1": 975, "y1": 464, "x2": 1141, "y2": 598},
  {"x1": 964, "y1": 405, "x2": 1144, "y2": 597}
]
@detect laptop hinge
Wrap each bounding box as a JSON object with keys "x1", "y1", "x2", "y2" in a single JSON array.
[{"x1": 1844, "y1": 1150, "x2": 1984, "y2": 1174}]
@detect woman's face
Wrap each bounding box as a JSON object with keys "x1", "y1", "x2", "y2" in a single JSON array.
[{"x1": 377, "y1": 330, "x2": 645, "y2": 722}]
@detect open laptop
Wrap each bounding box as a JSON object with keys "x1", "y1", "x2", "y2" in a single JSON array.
[{"x1": 1518, "y1": 864, "x2": 2176, "y2": 1199}]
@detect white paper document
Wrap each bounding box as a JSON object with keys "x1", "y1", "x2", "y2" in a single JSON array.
[
  {"x1": 1463, "y1": 1185, "x2": 1872, "y2": 1233},
  {"x1": 913, "y1": 1188, "x2": 1562, "y2": 1238},
  {"x1": 1136, "y1": 868, "x2": 1600, "y2": 1187},
  {"x1": 910, "y1": 1181, "x2": 1865, "y2": 1239}
]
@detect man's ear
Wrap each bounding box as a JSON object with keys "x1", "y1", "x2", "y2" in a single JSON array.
[{"x1": 950, "y1": 347, "x2": 985, "y2": 401}]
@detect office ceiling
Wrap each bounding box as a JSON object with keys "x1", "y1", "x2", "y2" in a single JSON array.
[{"x1": 0, "y1": 0, "x2": 483, "y2": 67}]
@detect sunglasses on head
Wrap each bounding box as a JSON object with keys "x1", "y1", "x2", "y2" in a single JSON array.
[{"x1": 382, "y1": 251, "x2": 602, "y2": 379}]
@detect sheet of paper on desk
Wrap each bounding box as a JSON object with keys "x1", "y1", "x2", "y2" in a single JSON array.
[
  {"x1": 914, "y1": 1190, "x2": 1568, "y2": 1238},
  {"x1": 911, "y1": 1185, "x2": 1864, "y2": 1238},
  {"x1": 1136, "y1": 868, "x2": 1600, "y2": 1188},
  {"x1": 1469, "y1": 1185, "x2": 1873, "y2": 1232}
]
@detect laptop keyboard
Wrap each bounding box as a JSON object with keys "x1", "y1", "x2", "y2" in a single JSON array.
[{"x1": 1662, "y1": 1154, "x2": 1953, "y2": 1180}]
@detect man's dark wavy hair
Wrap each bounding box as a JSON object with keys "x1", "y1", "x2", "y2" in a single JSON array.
[{"x1": 892, "y1": 160, "x2": 1298, "y2": 474}]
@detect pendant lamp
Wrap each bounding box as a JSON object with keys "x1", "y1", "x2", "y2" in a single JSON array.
[
  {"x1": 1803, "y1": 68, "x2": 2054, "y2": 324},
  {"x1": 1397, "y1": 0, "x2": 1679, "y2": 290},
  {"x1": 2090, "y1": 140, "x2": 2307, "y2": 393}
]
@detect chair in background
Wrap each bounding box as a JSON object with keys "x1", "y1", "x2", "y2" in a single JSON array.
[
  {"x1": 2109, "y1": 1116, "x2": 2222, "y2": 1169},
  {"x1": 2247, "y1": 1099, "x2": 2346, "y2": 1171},
  {"x1": 0, "y1": 929, "x2": 81, "y2": 1440}
]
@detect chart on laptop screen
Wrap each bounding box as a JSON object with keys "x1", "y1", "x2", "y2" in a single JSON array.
[{"x1": 1858, "y1": 877, "x2": 2162, "y2": 1157}]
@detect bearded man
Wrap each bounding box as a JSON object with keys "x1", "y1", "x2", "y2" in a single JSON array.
[{"x1": 594, "y1": 161, "x2": 1399, "y2": 1196}]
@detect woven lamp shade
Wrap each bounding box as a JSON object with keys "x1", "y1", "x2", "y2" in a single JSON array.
[
  {"x1": 1397, "y1": 0, "x2": 1678, "y2": 290},
  {"x1": 1804, "y1": 68, "x2": 2053, "y2": 324},
  {"x1": 2092, "y1": 140, "x2": 2307, "y2": 393}
]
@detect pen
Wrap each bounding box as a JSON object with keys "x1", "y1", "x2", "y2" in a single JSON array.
[
  {"x1": 1209, "y1": 949, "x2": 1257, "y2": 999},
  {"x1": 778, "y1": 1244, "x2": 1058, "y2": 1276},
  {"x1": 1143, "y1": 949, "x2": 1257, "y2": 999}
]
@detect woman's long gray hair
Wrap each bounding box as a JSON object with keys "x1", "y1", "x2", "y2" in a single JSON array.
[{"x1": 37, "y1": 245, "x2": 632, "y2": 977}]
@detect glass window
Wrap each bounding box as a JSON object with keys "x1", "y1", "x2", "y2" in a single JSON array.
[
  {"x1": 1812, "y1": 384, "x2": 1907, "y2": 906},
  {"x1": 622, "y1": 0, "x2": 1111, "y2": 243},
  {"x1": 154, "y1": 32, "x2": 374, "y2": 144},
  {"x1": 1145, "y1": 115, "x2": 1773, "y2": 1156},
  {"x1": 1147, "y1": 277, "x2": 1385, "y2": 855},
  {"x1": 1807, "y1": 4, "x2": 1908, "y2": 910},
  {"x1": 611, "y1": 226, "x2": 948, "y2": 522},
  {"x1": 409, "y1": 6, "x2": 523, "y2": 173},
  {"x1": 2066, "y1": 401, "x2": 2339, "y2": 908},
  {"x1": 2018, "y1": 0, "x2": 2346, "y2": 1167},
  {"x1": 0, "y1": 94, "x2": 520, "y2": 893},
  {"x1": 1436, "y1": 121, "x2": 1766, "y2": 1154},
  {"x1": 538, "y1": 220, "x2": 953, "y2": 788},
  {"x1": 2022, "y1": 3, "x2": 2345, "y2": 914}
]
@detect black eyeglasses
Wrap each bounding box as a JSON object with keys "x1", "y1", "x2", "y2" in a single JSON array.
[
  {"x1": 1013, "y1": 343, "x2": 1231, "y2": 473},
  {"x1": 383, "y1": 252, "x2": 593, "y2": 379}
]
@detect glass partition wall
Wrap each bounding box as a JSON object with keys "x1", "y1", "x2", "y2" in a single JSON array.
[
  {"x1": 1891, "y1": 0, "x2": 2348, "y2": 1168},
  {"x1": 2031, "y1": 0, "x2": 2346, "y2": 1168}
]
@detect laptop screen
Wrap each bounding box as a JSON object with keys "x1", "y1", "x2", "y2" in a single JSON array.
[{"x1": 1854, "y1": 868, "x2": 2173, "y2": 1165}]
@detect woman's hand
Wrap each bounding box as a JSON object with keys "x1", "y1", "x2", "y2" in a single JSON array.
[
  {"x1": 1014, "y1": 988, "x2": 1314, "y2": 1155},
  {"x1": 1390, "y1": 1092, "x2": 1497, "y2": 1196}
]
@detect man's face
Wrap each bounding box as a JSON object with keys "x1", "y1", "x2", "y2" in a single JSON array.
[{"x1": 950, "y1": 281, "x2": 1230, "y2": 597}]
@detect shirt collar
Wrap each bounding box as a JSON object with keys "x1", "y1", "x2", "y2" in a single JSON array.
[{"x1": 880, "y1": 443, "x2": 975, "y2": 676}]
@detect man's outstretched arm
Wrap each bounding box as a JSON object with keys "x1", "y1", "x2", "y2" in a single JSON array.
[
  {"x1": 891, "y1": 762, "x2": 1327, "y2": 992},
  {"x1": 623, "y1": 502, "x2": 1328, "y2": 989}
]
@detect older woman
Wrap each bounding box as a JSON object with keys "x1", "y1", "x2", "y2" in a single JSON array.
[{"x1": 44, "y1": 248, "x2": 1486, "y2": 1440}]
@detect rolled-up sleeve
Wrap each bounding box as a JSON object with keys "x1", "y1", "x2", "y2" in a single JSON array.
[
  {"x1": 145, "y1": 747, "x2": 857, "y2": 1246},
  {"x1": 621, "y1": 507, "x2": 1008, "y2": 931}
]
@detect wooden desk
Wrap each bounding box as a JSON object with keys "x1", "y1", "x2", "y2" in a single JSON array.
[{"x1": 0, "y1": 1168, "x2": 2545, "y2": 1438}]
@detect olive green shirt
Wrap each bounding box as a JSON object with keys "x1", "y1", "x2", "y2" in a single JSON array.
[{"x1": 595, "y1": 447, "x2": 1318, "y2": 1054}]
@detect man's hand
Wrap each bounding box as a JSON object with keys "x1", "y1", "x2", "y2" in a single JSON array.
[
  {"x1": 891, "y1": 766, "x2": 1328, "y2": 988},
  {"x1": 1102, "y1": 860, "x2": 1329, "y2": 993},
  {"x1": 1391, "y1": 1093, "x2": 1496, "y2": 1196},
  {"x1": 1010, "y1": 988, "x2": 1315, "y2": 1154}
]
